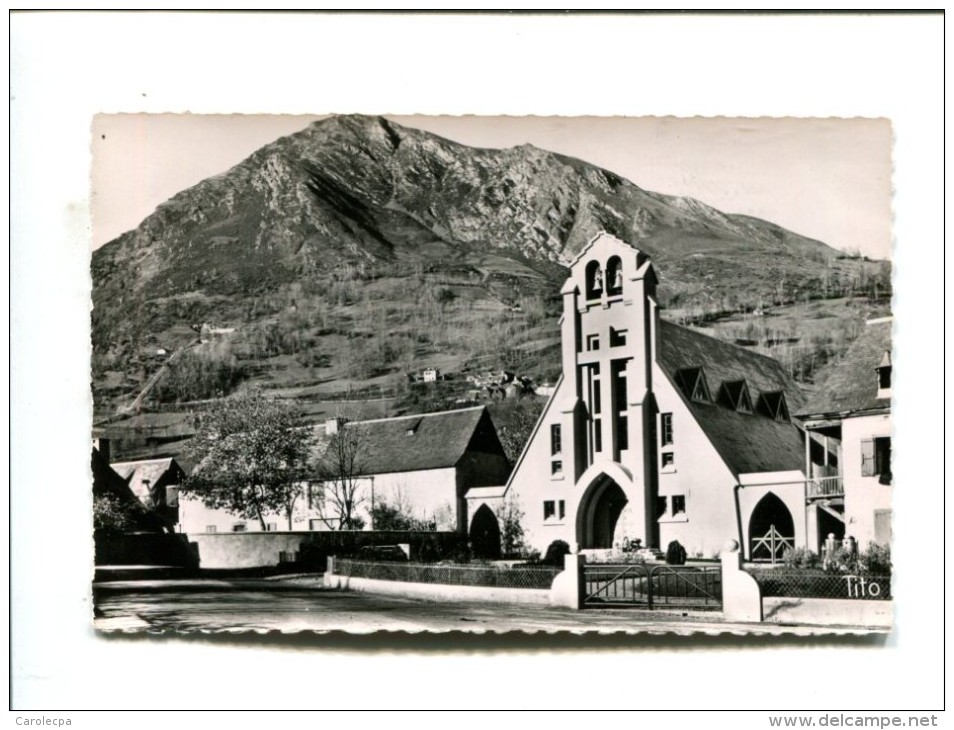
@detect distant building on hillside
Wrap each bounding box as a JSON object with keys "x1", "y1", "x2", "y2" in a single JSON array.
[
  {"x1": 796, "y1": 317, "x2": 893, "y2": 550},
  {"x1": 422, "y1": 367, "x2": 440, "y2": 382}
]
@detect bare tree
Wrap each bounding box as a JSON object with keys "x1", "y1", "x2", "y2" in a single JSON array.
[{"x1": 313, "y1": 419, "x2": 369, "y2": 530}]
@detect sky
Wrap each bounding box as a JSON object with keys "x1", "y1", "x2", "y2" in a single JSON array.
[{"x1": 91, "y1": 114, "x2": 893, "y2": 259}]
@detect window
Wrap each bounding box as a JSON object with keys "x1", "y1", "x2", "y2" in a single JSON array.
[
  {"x1": 205, "y1": 525, "x2": 217, "y2": 534},
  {"x1": 610, "y1": 327, "x2": 628, "y2": 347},
  {"x1": 551, "y1": 460, "x2": 563, "y2": 476},
  {"x1": 594, "y1": 419, "x2": 602, "y2": 452},
  {"x1": 307, "y1": 483, "x2": 324, "y2": 510},
  {"x1": 672, "y1": 495, "x2": 686, "y2": 516},
  {"x1": 861, "y1": 437, "x2": 891, "y2": 482},
  {"x1": 266, "y1": 523, "x2": 278, "y2": 532},
  {"x1": 550, "y1": 424, "x2": 562, "y2": 455},
  {"x1": 585, "y1": 260, "x2": 603, "y2": 299},
  {"x1": 618, "y1": 416, "x2": 629, "y2": 450},
  {"x1": 878, "y1": 364, "x2": 892, "y2": 391},
  {"x1": 662, "y1": 452, "x2": 675, "y2": 469},
  {"x1": 661, "y1": 413, "x2": 673, "y2": 446},
  {"x1": 544, "y1": 500, "x2": 566, "y2": 522},
  {"x1": 606, "y1": 256, "x2": 623, "y2": 296},
  {"x1": 231, "y1": 523, "x2": 247, "y2": 532},
  {"x1": 586, "y1": 333, "x2": 600, "y2": 351},
  {"x1": 592, "y1": 380, "x2": 602, "y2": 413}
]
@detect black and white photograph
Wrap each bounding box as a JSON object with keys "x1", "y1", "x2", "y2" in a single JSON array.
[
  {"x1": 89, "y1": 114, "x2": 894, "y2": 635},
  {"x1": 10, "y1": 10, "x2": 944, "y2": 717}
]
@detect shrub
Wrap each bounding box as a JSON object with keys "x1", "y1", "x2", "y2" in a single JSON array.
[
  {"x1": 783, "y1": 546, "x2": 820, "y2": 570},
  {"x1": 665, "y1": 540, "x2": 687, "y2": 566},
  {"x1": 858, "y1": 543, "x2": 892, "y2": 576},
  {"x1": 543, "y1": 540, "x2": 570, "y2": 567}
]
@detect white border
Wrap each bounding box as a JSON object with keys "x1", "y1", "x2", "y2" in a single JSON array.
[{"x1": 9, "y1": 11, "x2": 945, "y2": 713}]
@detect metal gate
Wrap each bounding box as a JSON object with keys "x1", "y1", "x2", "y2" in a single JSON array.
[{"x1": 583, "y1": 563, "x2": 722, "y2": 610}]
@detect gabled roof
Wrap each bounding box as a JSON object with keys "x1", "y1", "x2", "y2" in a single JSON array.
[
  {"x1": 111, "y1": 457, "x2": 184, "y2": 503},
  {"x1": 799, "y1": 318, "x2": 893, "y2": 418},
  {"x1": 320, "y1": 406, "x2": 504, "y2": 476},
  {"x1": 657, "y1": 320, "x2": 806, "y2": 476}
]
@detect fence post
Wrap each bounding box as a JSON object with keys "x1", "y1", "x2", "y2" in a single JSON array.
[
  {"x1": 720, "y1": 540, "x2": 763, "y2": 622},
  {"x1": 549, "y1": 552, "x2": 586, "y2": 609},
  {"x1": 324, "y1": 555, "x2": 339, "y2": 589}
]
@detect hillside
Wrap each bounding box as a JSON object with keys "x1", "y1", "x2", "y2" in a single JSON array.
[{"x1": 91, "y1": 114, "x2": 889, "y2": 445}]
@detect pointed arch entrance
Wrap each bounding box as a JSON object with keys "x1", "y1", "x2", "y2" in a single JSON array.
[
  {"x1": 470, "y1": 504, "x2": 501, "y2": 559},
  {"x1": 748, "y1": 492, "x2": 795, "y2": 563},
  {"x1": 577, "y1": 474, "x2": 629, "y2": 549}
]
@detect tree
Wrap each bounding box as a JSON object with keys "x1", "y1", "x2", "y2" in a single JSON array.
[
  {"x1": 495, "y1": 494, "x2": 526, "y2": 558},
  {"x1": 312, "y1": 418, "x2": 369, "y2": 530},
  {"x1": 183, "y1": 389, "x2": 314, "y2": 530},
  {"x1": 93, "y1": 493, "x2": 141, "y2": 534},
  {"x1": 490, "y1": 397, "x2": 545, "y2": 464}
]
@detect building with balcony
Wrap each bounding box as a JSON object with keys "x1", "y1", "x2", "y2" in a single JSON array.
[
  {"x1": 490, "y1": 232, "x2": 810, "y2": 560},
  {"x1": 796, "y1": 317, "x2": 893, "y2": 550}
]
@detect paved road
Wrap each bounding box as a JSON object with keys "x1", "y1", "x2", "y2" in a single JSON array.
[{"x1": 92, "y1": 578, "x2": 879, "y2": 636}]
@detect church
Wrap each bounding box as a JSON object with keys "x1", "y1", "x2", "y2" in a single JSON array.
[{"x1": 477, "y1": 231, "x2": 810, "y2": 560}]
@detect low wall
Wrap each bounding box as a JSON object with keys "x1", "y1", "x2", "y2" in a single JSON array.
[
  {"x1": 187, "y1": 531, "x2": 463, "y2": 569},
  {"x1": 95, "y1": 531, "x2": 198, "y2": 568},
  {"x1": 763, "y1": 597, "x2": 893, "y2": 629},
  {"x1": 324, "y1": 573, "x2": 551, "y2": 606}
]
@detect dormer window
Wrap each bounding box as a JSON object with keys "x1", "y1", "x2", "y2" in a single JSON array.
[
  {"x1": 718, "y1": 380, "x2": 753, "y2": 414},
  {"x1": 757, "y1": 391, "x2": 791, "y2": 421},
  {"x1": 675, "y1": 367, "x2": 711, "y2": 403},
  {"x1": 877, "y1": 351, "x2": 892, "y2": 399}
]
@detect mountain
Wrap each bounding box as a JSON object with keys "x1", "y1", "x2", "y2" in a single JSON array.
[{"x1": 91, "y1": 115, "x2": 885, "y2": 418}]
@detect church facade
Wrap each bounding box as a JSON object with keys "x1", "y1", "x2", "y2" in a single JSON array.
[{"x1": 495, "y1": 232, "x2": 809, "y2": 560}]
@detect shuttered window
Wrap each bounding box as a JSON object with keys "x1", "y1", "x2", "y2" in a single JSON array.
[
  {"x1": 860, "y1": 439, "x2": 876, "y2": 477},
  {"x1": 861, "y1": 437, "x2": 891, "y2": 479}
]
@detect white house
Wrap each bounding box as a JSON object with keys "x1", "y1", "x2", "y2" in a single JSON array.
[
  {"x1": 796, "y1": 317, "x2": 893, "y2": 551},
  {"x1": 176, "y1": 406, "x2": 512, "y2": 548},
  {"x1": 475, "y1": 231, "x2": 810, "y2": 561}
]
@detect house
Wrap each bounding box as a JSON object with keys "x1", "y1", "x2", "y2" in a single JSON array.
[
  {"x1": 110, "y1": 457, "x2": 186, "y2": 530},
  {"x1": 92, "y1": 446, "x2": 166, "y2": 533},
  {"x1": 422, "y1": 367, "x2": 440, "y2": 382},
  {"x1": 470, "y1": 231, "x2": 810, "y2": 561},
  {"x1": 176, "y1": 406, "x2": 512, "y2": 543},
  {"x1": 796, "y1": 317, "x2": 893, "y2": 550}
]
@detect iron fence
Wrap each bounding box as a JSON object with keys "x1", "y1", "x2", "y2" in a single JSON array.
[
  {"x1": 583, "y1": 564, "x2": 722, "y2": 609},
  {"x1": 749, "y1": 569, "x2": 892, "y2": 600},
  {"x1": 334, "y1": 559, "x2": 562, "y2": 590}
]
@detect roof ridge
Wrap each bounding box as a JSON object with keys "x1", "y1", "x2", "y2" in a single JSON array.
[
  {"x1": 350, "y1": 405, "x2": 484, "y2": 427},
  {"x1": 110, "y1": 457, "x2": 175, "y2": 467}
]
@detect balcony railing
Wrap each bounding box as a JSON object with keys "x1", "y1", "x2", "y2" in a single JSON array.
[{"x1": 806, "y1": 476, "x2": 844, "y2": 499}]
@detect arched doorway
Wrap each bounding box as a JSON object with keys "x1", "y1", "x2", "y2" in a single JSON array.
[
  {"x1": 577, "y1": 475, "x2": 629, "y2": 549},
  {"x1": 748, "y1": 492, "x2": 795, "y2": 563},
  {"x1": 470, "y1": 504, "x2": 501, "y2": 559}
]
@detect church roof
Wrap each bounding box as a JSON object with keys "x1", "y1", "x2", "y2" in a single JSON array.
[
  {"x1": 317, "y1": 406, "x2": 504, "y2": 476},
  {"x1": 657, "y1": 320, "x2": 806, "y2": 476},
  {"x1": 798, "y1": 318, "x2": 893, "y2": 418}
]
